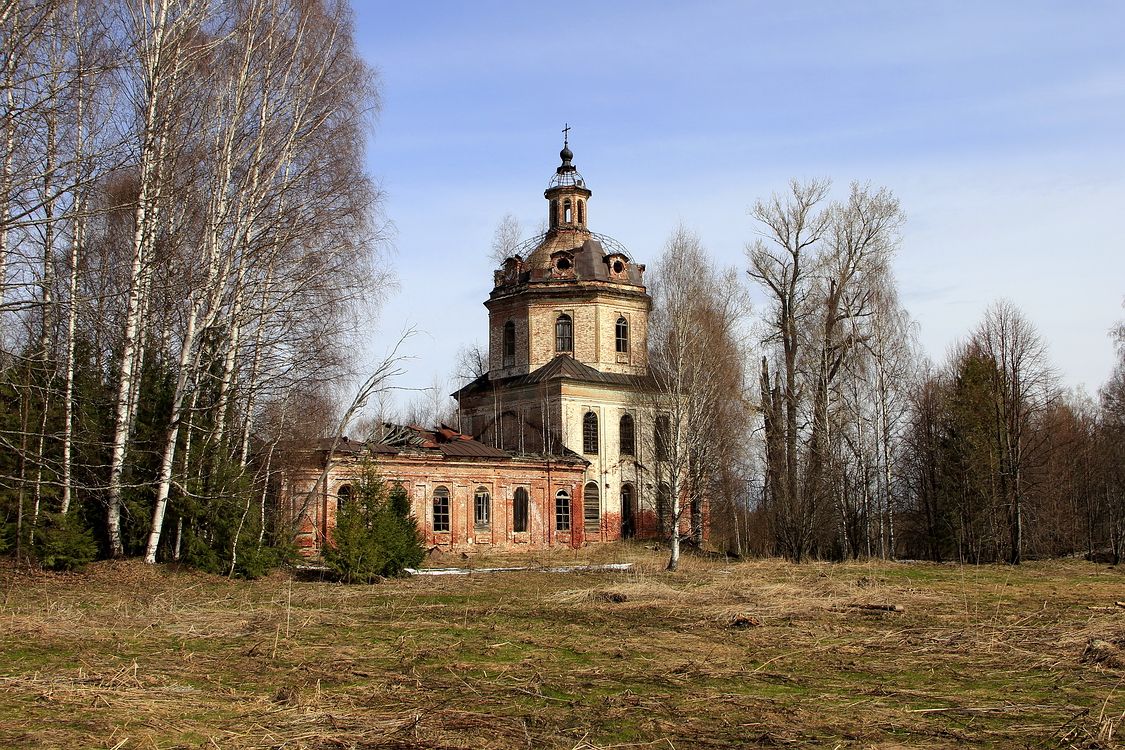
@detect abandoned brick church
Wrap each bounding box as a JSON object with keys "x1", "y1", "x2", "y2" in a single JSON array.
[{"x1": 282, "y1": 139, "x2": 686, "y2": 555}]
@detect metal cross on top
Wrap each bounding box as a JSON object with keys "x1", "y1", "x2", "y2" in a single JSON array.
[{"x1": 562, "y1": 123, "x2": 570, "y2": 146}]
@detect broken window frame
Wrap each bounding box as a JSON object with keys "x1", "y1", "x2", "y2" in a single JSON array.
[
  {"x1": 432, "y1": 486, "x2": 451, "y2": 533},
  {"x1": 619, "y1": 413, "x2": 635, "y2": 456},
  {"x1": 583, "y1": 482, "x2": 600, "y2": 533},
  {"x1": 583, "y1": 411, "x2": 598, "y2": 454},
  {"x1": 615, "y1": 316, "x2": 629, "y2": 353},
  {"x1": 555, "y1": 313, "x2": 573, "y2": 353},
  {"x1": 555, "y1": 490, "x2": 571, "y2": 532},
  {"x1": 474, "y1": 486, "x2": 491, "y2": 529}
]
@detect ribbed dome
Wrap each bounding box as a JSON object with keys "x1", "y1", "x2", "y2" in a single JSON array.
[{"x1": 548, "y1": 167, "x2": 586, "y2": 190}]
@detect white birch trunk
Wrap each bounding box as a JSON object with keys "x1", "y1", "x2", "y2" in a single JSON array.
[{"x1": 106, "y1": 0, "x2": 177, "y2": 557}]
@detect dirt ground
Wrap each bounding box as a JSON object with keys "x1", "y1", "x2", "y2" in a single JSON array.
[{"x1": 1, "y1": 545, "x2": 1122, "y2": 749}]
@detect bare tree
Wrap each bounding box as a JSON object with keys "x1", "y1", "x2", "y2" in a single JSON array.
[
  {"x1": 749, "y1": 180, "x2": 905, "y2": 560},
  {"x1": 971, "y1": 300, "x2": 1056, "y2": 564},
  {"x1": 647, "y1": 226, "x2": 749, "y2": 569},
  {"x1": 748, "y1": 179, "x2": 830, "y2": 561},
  {"x1": 488, "y1": 213, "x2": 522, "y2": 267}
]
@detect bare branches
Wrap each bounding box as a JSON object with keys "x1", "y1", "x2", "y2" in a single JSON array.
[{"x1": 488, "y1": 213, "x2": 522, "y2": 267}]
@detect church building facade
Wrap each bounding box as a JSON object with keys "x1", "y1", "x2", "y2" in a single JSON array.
[
  {"x1": 282, "y1": 139, "x2": 678, "y2": 556},
  {"x1": 454, "y1": 138, "x2": 669, "y2": 544}
]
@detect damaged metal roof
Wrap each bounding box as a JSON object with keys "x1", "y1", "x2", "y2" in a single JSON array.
[{"x1": 454, "y1": 354, "x2": 654, "y2": 399}]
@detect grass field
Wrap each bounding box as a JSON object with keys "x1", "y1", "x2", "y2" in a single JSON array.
[{"x1": 1, "y1": 545, "x2": 1123, "y2": 749}]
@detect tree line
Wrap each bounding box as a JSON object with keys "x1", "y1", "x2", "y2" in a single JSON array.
[
  {"x1": 0, "y1": 0, "x2": 383, "y2": 572},
  {"x1": 646, "y1": 180, "x2": 1124, "y2": 566},
  {"x1": 4, "y1": 2, "x2": 1119, "y2": 573}
]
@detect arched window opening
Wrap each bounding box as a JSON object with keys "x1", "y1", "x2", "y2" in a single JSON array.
[
  {"x1": 619, "y1": 413, "x2": 635, "y2": 456},
  {"x1": 583, "y1": 411, "x2": 598, "y2": 454},
  {"x1": 657, "y1": 482, "x2": 671, "y2": 536},
  {"x1": 555, "y1": 314, "x2": 573, "y2": 353},
  {"x1": 564, "y1": 199, "x2": 572, "y2": 223},
  {"x1": 432, "y1": 486, "x2": 451, "y2": 533},
  {"x1": 474, "y1": 486, "x2": 491, "y2": 529},
  {"x1": 577, "y1": 200, "x2": 585, "y2": 225},
  {"x1": 615, "y1": 317, "x2": 629, "y2": 353},
  {"x1": 513, "y1": 488, "x2": 529, "y2": 533},
  {"x1": 621, "y1": 483, "x2": 636, "y2": 539},
  {"x1": 655, "y1": 415, "x2": 671, "y2": 461},
  {"x1": 502, "y1": 320, "x2": 516, "y2": 366},
  {"x1": 549, "y1": 200, "x2": 558, "y2": 228},
  {"x1": 336, "y1": 484, "x2": 353, "y2": 510},
  {"x1": 583, "y1": 482, "x2": 600, "y2": 533},
  {"x1": 555, "y1": 490, "x2": 571, "y2": 532}
]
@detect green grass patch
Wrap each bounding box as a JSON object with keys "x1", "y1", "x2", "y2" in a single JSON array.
[{"x1": 0, "y1": 552, "x2": 1122, "y2": 749}]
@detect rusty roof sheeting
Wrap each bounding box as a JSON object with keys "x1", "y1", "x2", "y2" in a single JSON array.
[{"x1": 454, "y1": 354, "x2": 654, "y2": 399}]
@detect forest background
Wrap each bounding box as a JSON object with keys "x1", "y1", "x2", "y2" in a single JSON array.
[{"x1": 1, "y1": 0, "x2": 1123, "y2": 572}]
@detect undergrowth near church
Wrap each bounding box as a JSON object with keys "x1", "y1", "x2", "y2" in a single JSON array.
[{"x1": 1, "y1": 547, "x2": 1122, "y2": 749}]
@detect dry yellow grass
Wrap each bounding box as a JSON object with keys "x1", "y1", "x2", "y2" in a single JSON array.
[{"x1": 1, "y1": 546, "x2": 1122, "y2": 749}]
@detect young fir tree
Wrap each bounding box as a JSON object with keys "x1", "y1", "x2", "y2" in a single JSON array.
[{"x1": 324, "y1": 467, "x2": 424, "y2": 582}]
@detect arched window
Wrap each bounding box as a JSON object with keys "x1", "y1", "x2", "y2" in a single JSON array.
[
  {"x1": 615, "y1": 317, "x2": 629, "y2": 354},
  {"x1": 502, "y1": 320, "x2": 516, "y2": 366},
  {"x1": 432, "y1": 486, "x2": 450, "y2": 532},
  {"x1": 474, "y1": 486, "x2": 491, "y2": 529},
  {"x1": 564, "y1": 199, "x2": 572, "y2": 223},
  {"x1": 555, "y1": 314, "x2": 573, "y2": 353},
  {"x1": 577, "y1": 200, "x2": 585, "y2": 225},
  {"x1": 583, "y1": 482, "x2": 600, "y2": 533},
  {"x1": 655, "y1": 415, "x2": 671, "y2": 461},
  {"x1": 336, "y1": 484, "x2": 353, "y2": 510},
  {"x1": 657, "y1": 482, "x2": 671, "y2": 535},
  {"x1": 549, "y1": 200, "x2": 558, "y2": 228},
  {"x1": 620, "y1": 483, "x2": 635, "y2": 539},
  {"x1": 583, "y1": 411, "x2": 598, "y2": 454},
  {"x1": 619, "y1": 413, "x2": 635, "y2": 455},
  {"x1": 513, "y1": 487, "x2": 529, "y2": 533},
  {"x1": 555, "y1": 490, "x2": 571, "y2": 532}
]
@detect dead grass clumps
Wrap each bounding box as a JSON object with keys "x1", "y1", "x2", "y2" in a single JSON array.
[
  {"x1": 1082, "y1": 638, "x2": 1125, "y2": 669},
  {"x1": 4, "y1": 551, "x2": 1125, "y2": 749}
]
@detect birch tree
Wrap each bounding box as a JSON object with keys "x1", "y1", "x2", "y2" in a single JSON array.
[
  {"x1": 104, "y1": 0, "x2": 210, "y2": 557},
  {"x1": 647, "y1": 227, "x2": 748, "y2": 569}
]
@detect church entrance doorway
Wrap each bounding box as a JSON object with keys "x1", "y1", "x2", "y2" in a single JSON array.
[{"x1": 621, "y1": 484, "x2": 636, "y2": 539}]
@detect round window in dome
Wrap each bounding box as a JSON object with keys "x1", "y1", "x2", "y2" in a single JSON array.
[
  {"x1": 612, "y1": 260, "x2": 625, "y2": 274},
  {"x1": 556, "y1": 257, "x2": 572, "y2": 271}
]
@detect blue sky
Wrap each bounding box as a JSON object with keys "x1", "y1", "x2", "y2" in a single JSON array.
[{"x1": 353, "y1": 1, "x2": 1125, "y2": 409}]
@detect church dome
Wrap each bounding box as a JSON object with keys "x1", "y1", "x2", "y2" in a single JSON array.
[
  {"x1": 509, "y1": 228, "x2": 641, "y2": 286},
  {"x1": 490, "y1": 133, "x2": 646, "y2": 291},
  {"x1": 548, "y1": 167, "x2": 587, "y2": 190}
]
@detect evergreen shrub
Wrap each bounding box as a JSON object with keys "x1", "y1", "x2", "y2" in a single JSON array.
[
  {"x1": 33, "y1": 512, "x2": 98, "y2": 571},
  {"x1": 324, "y1": 467, "x2": 424, "y2": 582}
]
